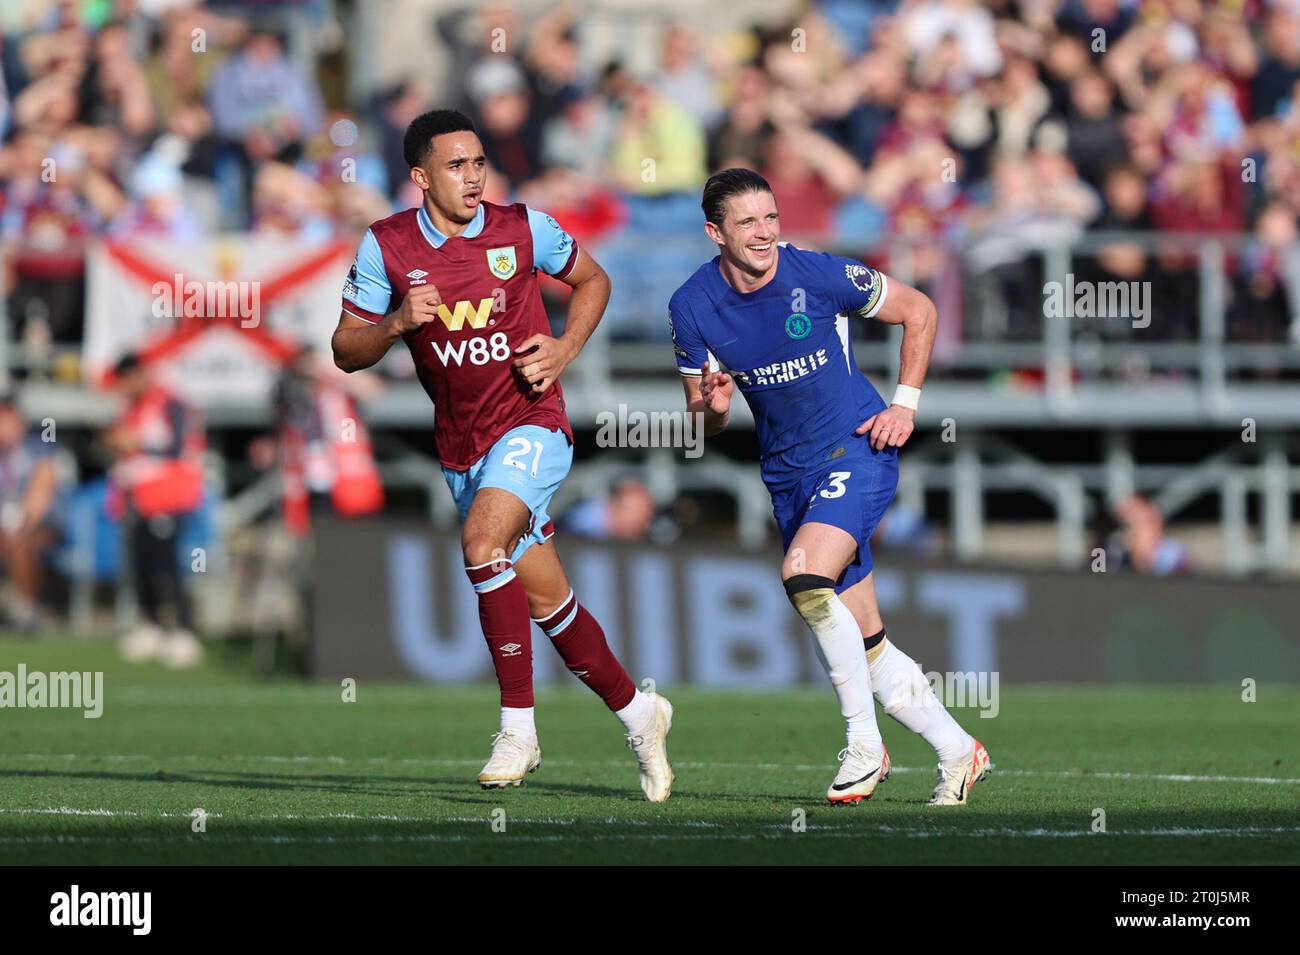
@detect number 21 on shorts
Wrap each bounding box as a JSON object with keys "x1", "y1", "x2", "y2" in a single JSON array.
[{"x1": 502, "y1": 437, "x2": 543, "y2": 478}]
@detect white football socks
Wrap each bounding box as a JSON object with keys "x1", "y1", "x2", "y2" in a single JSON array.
[
  {"x1": 787, "y1": 577, "x2": 882, "y2": 749},
  {"x1": 868, "y1": 636, "x2": 972, "y2": 763},
  {"x1": 614, "y1": 690, "x2": 655, "y2": 736},
  {"x1": 500, "y1": 706, "x2": 536, "y2": 737},
  {"x1": 505, "y1": 695, "x2": 656, "y2": 740}
]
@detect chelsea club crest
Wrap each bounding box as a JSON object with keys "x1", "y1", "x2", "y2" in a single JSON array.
[
  {"x1": 785, "y1": 312, "x2": 812, "y2": 340},
  {"x1": 487, "y1": 246, "x2": 517, "y2": 280}
]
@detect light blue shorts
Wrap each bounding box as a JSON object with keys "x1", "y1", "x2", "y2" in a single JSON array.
[{"x1": 442, "y1": 425, "x2": 573, "y2": 564}]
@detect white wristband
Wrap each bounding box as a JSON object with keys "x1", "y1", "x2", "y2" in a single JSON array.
[{"x1": 891, "y1": 384, "x2": 921, "y2": 410}]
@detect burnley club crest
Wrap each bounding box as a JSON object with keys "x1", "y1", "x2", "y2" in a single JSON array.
[{"x1": 487, "y1": 246, "x2": 517, "y2": 280}]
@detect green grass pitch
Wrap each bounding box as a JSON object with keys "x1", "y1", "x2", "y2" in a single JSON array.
[{"x1": 1, "y1": 637, "x2": 1297, "y2": 865}]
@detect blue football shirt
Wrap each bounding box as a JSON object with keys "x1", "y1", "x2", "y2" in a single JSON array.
[{"x1": 669, "y1": 243, "x2": 890, "y2": 488}]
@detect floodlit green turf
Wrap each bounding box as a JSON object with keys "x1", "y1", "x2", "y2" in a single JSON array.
[{"x1": 1, "y1": 638, "x2": 1297, "y2": 865}]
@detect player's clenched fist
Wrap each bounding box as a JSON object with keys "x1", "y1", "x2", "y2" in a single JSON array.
[
  {"x1": 389, "y1": 284, "x2": 442, "y2": 334},
  {"x1": 699, "y1": 363, "x2": 734, "y2": 415},
  {"x1": 513, "y1": 333, "x2": 576, "y2": 394}
]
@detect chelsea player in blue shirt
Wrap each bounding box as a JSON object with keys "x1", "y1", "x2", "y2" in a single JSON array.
[{"x1": 670, "y1": 169, "x2": 990, "y2": 806}]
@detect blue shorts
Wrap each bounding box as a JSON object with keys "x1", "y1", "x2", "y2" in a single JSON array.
[
  {"x1": 769, "y1": 436, "x2": 899, "y2": 594},
  {"x1": 442, "y1": 425, "x2": 573, "y2": 564}
]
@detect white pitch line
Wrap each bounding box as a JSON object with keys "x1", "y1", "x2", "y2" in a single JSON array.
[
  {"x1": 0, "y1": 752, "x2": 478, "y2": 766},
  {"x1": 0, "y1": 807, "x2": 218, "y2": 818},
  {"x1": 991, "y1": 768, "x2": 1300, "y2": 786},
  {"x1": 0, "y1": 809, "x2": 721, "y2": 827},
  {"x1": 111, "y1": 688, "x2": 438, "y2": 706},
  {"x1": 2, "y1": 752, "x2": 1298, "y2": 786}
]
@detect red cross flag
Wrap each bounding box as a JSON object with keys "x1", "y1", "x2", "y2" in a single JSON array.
[{"x1": 86, "y1": 236, "x2": 354, "y2": 405}]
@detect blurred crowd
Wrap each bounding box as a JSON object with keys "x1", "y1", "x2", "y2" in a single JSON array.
[
  {"x1": 0, "y1": 0, "x2": 1295, "y2": 353},
  {"x1": 0, "y1": 0, "x2": 1284, "y2": 641}
]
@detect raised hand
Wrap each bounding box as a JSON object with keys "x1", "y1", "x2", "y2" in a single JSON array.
[{"x1": 699, "y1": 363, "x2": 734, "y2": 415}]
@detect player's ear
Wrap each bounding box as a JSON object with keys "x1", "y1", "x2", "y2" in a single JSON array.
[
  {"x1": 703, "y1": 219, "x2": 723, "y2": 246},
  {"x1": 409, "y1": 165, "x2": 428, "y2": 191}
]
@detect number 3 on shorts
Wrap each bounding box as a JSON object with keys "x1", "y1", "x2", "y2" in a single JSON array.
[
  {"x1": 820, "y1": 471, "x2": 851, "y2": 499},
  {"x1": 503, "y1": 437, "x2": 544, "y2": 478}
]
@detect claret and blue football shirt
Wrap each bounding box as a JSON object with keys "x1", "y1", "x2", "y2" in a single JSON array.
[{"x1": 341, "y1": 200, "x2": 579, "y2": 470}]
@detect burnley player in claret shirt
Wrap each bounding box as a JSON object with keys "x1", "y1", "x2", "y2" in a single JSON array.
[{"x1": 330, "y1": 110, "x2": 673, "y2": 801}]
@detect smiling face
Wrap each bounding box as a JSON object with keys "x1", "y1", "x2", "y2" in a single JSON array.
[
  {"x1": 410, "y1": 130, "x2": 487, "y2": 225},
  {"x1": 705, "y1": 188, "x2": 780, "y2": 280}
]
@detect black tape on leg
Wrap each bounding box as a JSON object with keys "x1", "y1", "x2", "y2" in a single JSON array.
[
  {"x1": 863, "y1": 627, "x2": 886, "y2": 652},
  {"x1": 783, "y1": 574, "x2": 837, "y2": 597}
]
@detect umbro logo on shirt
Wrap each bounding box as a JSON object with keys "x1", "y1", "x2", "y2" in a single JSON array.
[{"x1": 406, "y1": 268, "x2": 429, "y2": 285}]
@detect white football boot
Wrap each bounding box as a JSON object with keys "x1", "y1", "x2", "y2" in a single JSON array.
[
  {"x1": 626, "y1": 692, "x2": 674, "y2": 803},
  {"x1": 827, "y1": 741, "x2": 891, "y2": 805},
  {"x1": 477, "y1": 730, "x2": 542, "y2": 789},
  {"x1": 118, "y1": 623, "x2": 166, "y2": 663},
  {"x1": 160, "y1": 629, "x2": 204, "y2": 670},
  {"x1": 928, "y1": 738, "x2": 991, "y2": 806}
]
